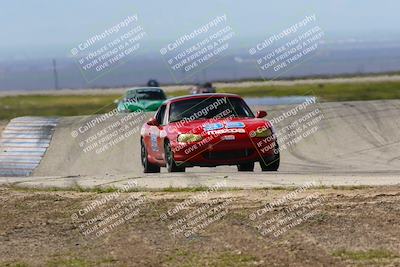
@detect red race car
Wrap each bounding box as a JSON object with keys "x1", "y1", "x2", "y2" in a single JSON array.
[{"x1": 140, "y1": 93, "x2": 280, "y2": 173}]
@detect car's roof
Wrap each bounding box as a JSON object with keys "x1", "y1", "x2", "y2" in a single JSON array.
[
  {"x1": 167, "y1": 93, "x2": 241, "y2": 103},
  {"x1": 126, "y1": 87, "x2": 164, "y2": 93}
]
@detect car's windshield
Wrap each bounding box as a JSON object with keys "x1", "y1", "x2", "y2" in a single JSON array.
[
  {"x1": 128, "y1": 90, "x2": 166, "y2": 101},
  {"x1": 169, "y1": 97, "x2": 254, "y2": 123}
]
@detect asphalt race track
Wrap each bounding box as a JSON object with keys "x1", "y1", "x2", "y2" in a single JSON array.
[
  {"x1": 35, "y1": 99, "x2": 400, "y2": 175},
  {"x1": 1, "y1": 100, "x2": 400, "y2": 188}
]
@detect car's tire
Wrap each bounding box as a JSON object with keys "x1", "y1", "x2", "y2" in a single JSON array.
[
  {"x1": 165, "y1": 141, "x2": 185, "y2": 172},
  {"x1": 237, "y1": 162, "x2": 255, "y2": 171},
  {"x1": 260, "y1": 152, "x2": 280, "y2": 171},
  {"x1": 141, "y1": 139, "x2": 160, "y2": 173}
]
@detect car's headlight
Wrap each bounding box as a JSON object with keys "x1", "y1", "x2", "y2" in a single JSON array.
[
  {"x1": 177, "y1": 134, "x2": 203, "y2": 143},
  {"x1": 253, "y1": 128, "x2": 272, "y2": 137}
]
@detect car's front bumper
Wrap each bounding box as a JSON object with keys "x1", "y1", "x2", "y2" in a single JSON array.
[{"x1": 171, "y1": 135, "x2": 277, "y2": 167}]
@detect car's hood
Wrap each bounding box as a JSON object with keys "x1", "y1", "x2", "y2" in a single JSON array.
[
  {"x1": 124, "y1": 100, "x2": 164, "y2": 111},
  {"x1": 169, "y1": 117, "x2": 269, "y2": 135}
]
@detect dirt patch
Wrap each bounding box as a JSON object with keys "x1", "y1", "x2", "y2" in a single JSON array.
[
  {"x1": 0, "y1": 187, "x2": 399, "y2": 266},
  {"x1": 0, "y1": 120, "x2": 7, "y2": 135}
]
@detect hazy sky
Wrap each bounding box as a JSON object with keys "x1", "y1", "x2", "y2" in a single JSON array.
[{"x1": 1, "y1": 0, "x2": 399, "y2": 57}]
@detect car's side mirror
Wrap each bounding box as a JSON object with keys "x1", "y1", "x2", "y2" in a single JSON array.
[
  {"x1": 256, "y1": 110, "x2": 267, "y2": 118},
  {"x1": 147, "y1": 117, "x2": 160, "y2": 126}
]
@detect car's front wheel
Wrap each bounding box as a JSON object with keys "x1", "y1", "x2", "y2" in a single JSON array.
[
  {"x1": 237, "y1": 162, "x2": 255, "y2": 171},
  {"x1": 260, "y1": 153, "x2": 280, "y2": 171},
  {"x1": 164, "y1": 141, "x2": 185, "y2": 172},
  {"x1": 141, "y1": 139, "x2": 160, "y2": 173}
]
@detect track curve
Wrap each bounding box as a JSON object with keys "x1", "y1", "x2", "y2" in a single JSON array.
[{"x1": 29, "y1": 100, "x2": 400, "y2": 177}]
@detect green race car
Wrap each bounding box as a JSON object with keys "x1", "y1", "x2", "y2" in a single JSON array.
[{"x1": 117, "y1": 87, "x2": 167, "y2": 112}]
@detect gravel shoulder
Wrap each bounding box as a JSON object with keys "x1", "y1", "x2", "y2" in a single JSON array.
[
  {"x1": 0, "y1": 121, "x2": 7, "y2": 135},
  {"x1": 0, "y1": 186, "x2": 399, "y2": 266}
]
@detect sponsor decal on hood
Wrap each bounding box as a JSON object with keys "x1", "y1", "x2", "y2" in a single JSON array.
[{"x1": 204, "y1": 121, "x2": 245, "y2": 131}]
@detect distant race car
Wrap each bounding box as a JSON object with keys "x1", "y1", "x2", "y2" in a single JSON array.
[
  {"x1": 189, "y1": 82, "x2": 216, "y2": 94},
  {"x1": 117, "y1": 87, "x2": 167, "y2": 112},
  {"x1": 147, "y1": 79, "x2": 160, "y2": 87},
  {"x1": 140, "y1": 93, "x2": 280, "y2": 173}
]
